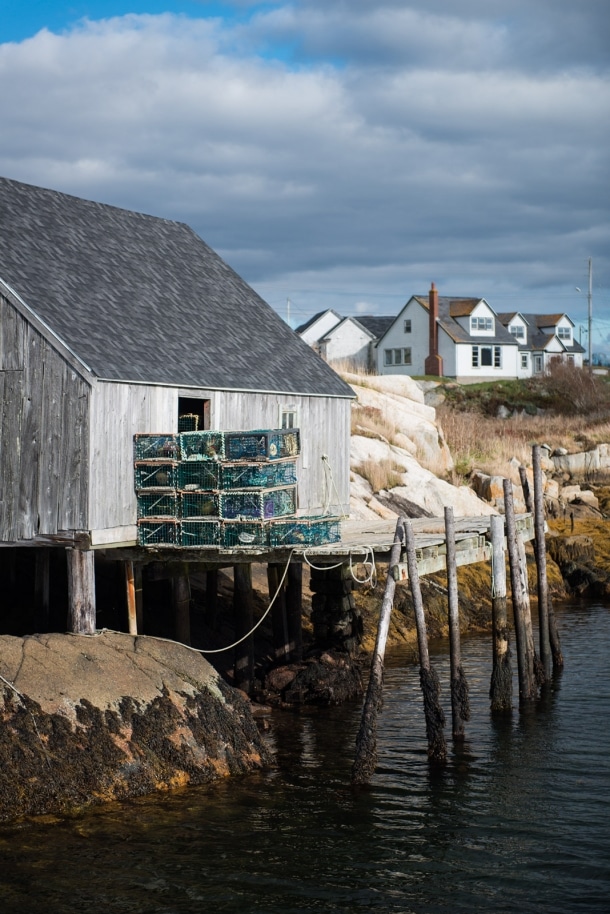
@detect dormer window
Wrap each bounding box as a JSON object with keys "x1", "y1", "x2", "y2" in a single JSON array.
[
  {"x1": 471, "y1": 316, "x2": 493, "y2": 333},
  {"x1": 557, "y1": 327, "x2": 571, "y2": 340},
  {"x1": 510, "y1": 325, "x2": 525, "y2": 339}
]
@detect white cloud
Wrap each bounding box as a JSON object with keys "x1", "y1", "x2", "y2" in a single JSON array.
[{"x1": 0, "y1": 4, "x2": 608, "y2": 327}]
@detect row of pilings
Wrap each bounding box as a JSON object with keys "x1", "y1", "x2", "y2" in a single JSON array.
[{"x1": 352, "y1": 444, "x2": 564, "y2": 785}]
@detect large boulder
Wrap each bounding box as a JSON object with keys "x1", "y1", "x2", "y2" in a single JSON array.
[{"x1": 0, "y1": 632, "x2": 270, "y2": 822}]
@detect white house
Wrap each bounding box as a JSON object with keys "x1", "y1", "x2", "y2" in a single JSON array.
[
  {"x1": 375, "y1": 285, "x2": 520, "y2": 381},
  {"x1": 498, "y1": 312, "x2": 585, "y2": 376},
  {"x1": 298, "y1": 312, "x2": 394, "y2": 371}
]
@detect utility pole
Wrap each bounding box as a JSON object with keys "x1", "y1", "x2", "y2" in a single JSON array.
[
  {"x1": 576, "y1": 258, "x2": 593, "y2": 370},
  {"x1": 587, "y1": 257, "x2": 593, "y2": 371}
]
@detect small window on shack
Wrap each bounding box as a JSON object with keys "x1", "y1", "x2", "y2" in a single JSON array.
[
  {"x1": 178, "y1": 397, "x2": 210, "y2": 432},
  {"x1": 280, "y1": 405, "x2": 298, "y2": 429}
]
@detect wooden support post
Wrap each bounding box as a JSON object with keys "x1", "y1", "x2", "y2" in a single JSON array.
[
  {"x1": 520, "y1": 460, "x2": 562, "y2": 670},
  {"x1": 66, "y1": 548, "x2": 96, "y2": 634},
  {"x1": 233, "y1": 563, "x2": 255, "y2": 693},
  {"x1": 134, "y1": 563, "x2": 144, "y2": 634},
  {"x1": 503, "y1": 479, "x2": 536, "y2": 702},
  {"x1": 34, "y1": 549, "x2": 50, "y2": 630},
  {"x1": 268, "y1": 562, "x2": 290, "y2": 662},
  {"x1": 286, "y1": 562, "x2": 303, "y2": 662},
  {"x1": 352, "y1": 516, "x2": 405, "y2": 785},
  {"x1": 444, "y1": 506, "x2": 470, "y2": 740},
  {"x1": 125, "y1": 560, "x2": 138, "y2": 635},
  {"x1": 532, "y1": 445, "x2": 552, "y2": 678},
  {"x1": 489, "y1": 513, "x2": 512, "y2": 712},
  {"x1": 173, "y1": 565, "x2": 191, "y2": 645},
  {"x1": 206, "y1": 569, "x2": 219, "y2": 628},
  {"x1": 404, "y1": 518, "x2": 447, "y2": 763}
]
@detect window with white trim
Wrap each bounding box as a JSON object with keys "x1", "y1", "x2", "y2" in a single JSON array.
[
  {"x1": 510, "y1": 325, "x2": 525, "y2": 339},
  {"x1": 557, "y1": 326, "x2": 571, "y2": 340},
  {"x1": 404, "y1": 319, "x2": 412, "y2": 333},
  {"x1": 471, "y1": 316, "x2": 493, "y2": 333},
  {"x1": 384, "y1": 348, "x2": 412, "y2": 366},
  {"x1": 472, "y1": 346, "x2": 501, "y2": 368},
  {"x1": 521, "y1": 353, "x2": 529, "y2": 369},
  {"x1": 280, "y1": 405, "x2": 298, "y2": 429}
]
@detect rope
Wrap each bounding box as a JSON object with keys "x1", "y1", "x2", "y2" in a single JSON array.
[
  {"x1": 95, "y1": 549, "x2": 296, "y2": 656},
  {"x1": 321, "y1": 454, "x2": 350, "y2": 520}
]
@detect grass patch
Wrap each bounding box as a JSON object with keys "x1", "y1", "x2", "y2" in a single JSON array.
[{"x1": 356, "y1": 458, "x2": 404, "y2": 493}]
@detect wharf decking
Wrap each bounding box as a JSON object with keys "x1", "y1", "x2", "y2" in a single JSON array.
[{"x1": 113, "y1": 513, "x2": 534, "y2": 579}]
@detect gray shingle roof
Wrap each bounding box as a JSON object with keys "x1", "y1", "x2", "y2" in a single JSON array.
[
  {"x1": 353, "y1": 315, "x2": 395, "y2": 339},
  {"x1": 0, "y1": 177, "x2": 353, "y2": 397}
]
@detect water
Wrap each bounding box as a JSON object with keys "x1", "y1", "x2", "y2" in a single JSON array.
[{"x1": 1, "y1": 603, "x2": 609, "y2": 913}]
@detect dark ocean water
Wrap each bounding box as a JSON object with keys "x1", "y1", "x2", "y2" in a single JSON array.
[{"x1": 1, "y1": 602, "x2": 609, "y2": 913}]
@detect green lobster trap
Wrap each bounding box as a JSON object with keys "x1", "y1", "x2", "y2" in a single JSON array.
[
  {"x1": 219, "y1": 485, "x2": 297, "y2": 521},
  {"x1": 220, "y1": 460, "x2": 297, "y2": 490},
  {"x1": 137, "y1": 519, "x2": 179, "y2": 546},
  {"x1": 133, "y1": 434, "x2": 180, "y2": 461},
  {"x1": 222, "y1": 520, "x2": 268, "y2": 548},
  {"x1": 180, "y1": 492, "x2": 220, "y2": 518},
  {"x1": 178, "y1": 462, "x2": 221, "y2": 491},
  {"x1": 137, "y1": 491, "x2": 179, "y2": 519},
  {"x1": 267, "y1": 516, "x2": 341, "y2": 547},
  {"x1": 180, "y1": 431, "x2": 225, "y2": 461},
  {"x1": 224, "y1": 429, "x2": 300, "y2": 462},
  {"x1": 180, "y1": 520, "x2": 221, "y2": 547},
  {"x1": 134, "y1": 462, "x2": 178, "y2": 490}
]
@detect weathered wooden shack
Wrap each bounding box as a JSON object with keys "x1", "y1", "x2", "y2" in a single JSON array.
[{"x1": 0, "y1": 176, "x2": 353, "y2": 636}]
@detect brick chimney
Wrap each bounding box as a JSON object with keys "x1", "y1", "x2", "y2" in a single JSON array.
[{"x1": 424, "y1": 282, "x2": 443, "y2": 377}]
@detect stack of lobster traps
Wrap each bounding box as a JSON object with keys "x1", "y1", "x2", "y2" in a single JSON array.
[{"x1": 134, "y1": 428, "x2": 341, "y2": 549}]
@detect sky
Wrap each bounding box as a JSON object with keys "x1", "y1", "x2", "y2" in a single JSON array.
[{"x1": 1, "y1": 1, "x2": 608, "y2": 346}]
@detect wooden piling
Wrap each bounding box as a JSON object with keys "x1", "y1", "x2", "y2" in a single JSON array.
[
  {"x1": 489, "y1": 513, "x2": 512, "y2": 712},
  {"x1": 286, "y1": 562, "x2": 304, "y2": 662},
  {"x1": 522, "y1": 455, "x2": 563, "y2": 670},
  {"x1": 444, "y1": 506, "x2": 470, "y2": 740},
  {"x1": 268, "y1": 563, "x2": 290, "y2": 662},
  {"x1": 532, "y1": 445, "x2": 552, "y2": 677},
  {"x1": 233, "y1": 563, "x2": 255, "y2": 693},
  {"x1": 404, "y1": 518, "x2": 447, "y2": 763},
  {"x1": 125, "y1": 560, "x2": 138, "y2": 635},
  {"x1": 503, "y1": 479, "x2": 536, "y2": 701},
  {"x1": 66, "y1": 547, "x2": 96, "y2": 634},
  {"x1": 134, "y1": 563, "x2": 144, "y2": 634},
  {"x1": 205, "y1": 569, "x2": 219, "y2": 628},
  {"x1": 352, "y1": 516, "x2": 405, "y2": 785},
  {"x1": 173, "y1": 566, "x2": 191, "y2": 645}
]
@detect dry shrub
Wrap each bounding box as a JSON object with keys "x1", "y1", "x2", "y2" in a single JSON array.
[
  {"x1": 357, "y1": 458, "x2": 404, "y2": 493},
  {"x1": 351, "y1": 404, "x2": 398, "y2": 444},
  {"x1": 538, "y1": 361, "x2": 610, "y2": 414}
]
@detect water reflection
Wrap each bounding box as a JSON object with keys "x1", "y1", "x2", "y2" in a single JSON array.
[{"x1": 0, "y1": 605, "x2": 609, "y2": 913}]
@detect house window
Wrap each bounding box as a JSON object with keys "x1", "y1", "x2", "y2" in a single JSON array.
[
  {"x1": 280, "y1": 405, "x2": 298, "y2": 429},
  {"x1": 494, "y1": 347, "x2": 501, "y2": 368},
  {"x1": 384, "y1": 348, "x2": 411, "y2": 366},
  {"x1": 510, "y1": 325, "x2": 525, "y2": 339},
  {"x1": 481, "y1": 347, "x2": 493, "y2": 366},
  {"x1": 521, "y1": 353, "x2": 529, "y2": 369},
  {"x1": 404, "y1": 319, "x2": 412, "y2": 333},
  {"x1": 557, "y1": 327, "x2": 571, "y2": 340},
  {"x1": 472, "y1": 346, "x2": 479, "y2": 367},
  {"x1": 471, "y1": 316, "x2": 493, "y2": 333}
]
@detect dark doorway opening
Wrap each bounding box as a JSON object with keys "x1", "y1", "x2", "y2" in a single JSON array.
[{"x1": 178, "y1": 397, "x2": 210, "y2": 432}]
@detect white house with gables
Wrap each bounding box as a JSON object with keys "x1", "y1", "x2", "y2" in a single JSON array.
[
  {"x1": 297, "y1": 311, "x2": 394, "y2": 371},
  {"x1": 376, "y1": 285, "x2": 584, "y2": 381},
  {"x1": 498, "y1": 312, "x2": 585, "y2": 377}
]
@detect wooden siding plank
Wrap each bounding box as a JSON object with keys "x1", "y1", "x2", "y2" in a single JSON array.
[
  {"x1": 17, "y1": 326, "x2": 44, "y2": 539},
  {"x1": 0, "y1": 369, "x2": 23, "y2": 540},
  {"x1": 0, "y1": 295, "x2": 25, "y2": 370},
  {"x1": 37, "y1": 342, "x2": 64, "y2": 535}
]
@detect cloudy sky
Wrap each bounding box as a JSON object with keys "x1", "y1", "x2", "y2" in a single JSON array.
[{"x1": 1, "y1": 1, "x2": 608, "y2": 344}]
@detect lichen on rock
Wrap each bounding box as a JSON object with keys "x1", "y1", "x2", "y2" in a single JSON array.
[{"x1": 0, "y1": 631, "x2": 271, "y2": 822}]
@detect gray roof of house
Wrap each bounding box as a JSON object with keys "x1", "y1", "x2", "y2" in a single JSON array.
[
  {"x1": 415, "y1": 296, "x2": 517, "y2": 346},
  {"x1": 353, "y1": 315, "x2": 395, "y2": 339},
  {"x1": 0, "y1": 177, "x2": 353, "y2": 397}
]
